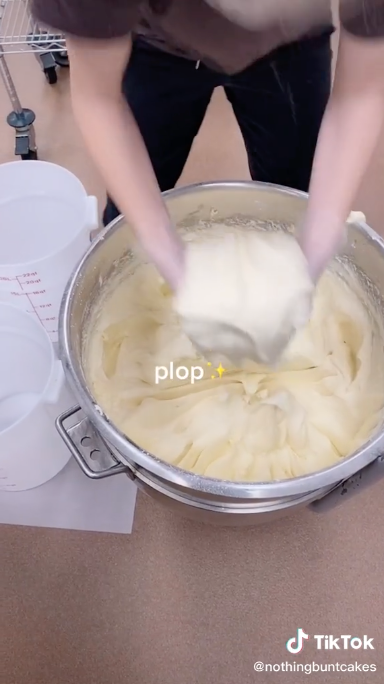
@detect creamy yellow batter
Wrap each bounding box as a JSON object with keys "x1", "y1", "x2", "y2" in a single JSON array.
[{"x1": 85, "y1": 227, "x2": 384, "y2": 483}]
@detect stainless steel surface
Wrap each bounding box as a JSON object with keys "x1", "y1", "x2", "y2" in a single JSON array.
[
  {"x1": 0, "y1": 0, "x2": 65, "y2": 52},
  {"x1": 56, "y1": 406, "x2": 131, "y2": 480},
  {"x1": 0, "y1": 43, "x2": 22, "y2": 110},
  {"x1": 310, "y1": 454, "x2": 384, "y2": 512},
  {"x1": 0, "y1": 0, "x2": 67, "y2": 158},
  {"x1": 58, "y1": 181, "x2": 384, "y2": 520}
]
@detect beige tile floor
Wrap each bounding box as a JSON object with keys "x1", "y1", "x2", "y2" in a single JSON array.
[{"x1": 2, "y1": 49, "x2": 384, "y2": 684}]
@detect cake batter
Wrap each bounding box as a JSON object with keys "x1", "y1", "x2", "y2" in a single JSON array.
[{"x1": 86, "y1": 226, "x2": 384, "y2": 482}]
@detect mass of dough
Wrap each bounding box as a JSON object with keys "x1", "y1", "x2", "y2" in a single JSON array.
[
  {"x1": 175, "y1": 229, "x2": 313, "y2": 365},
  {"x1": 85, "y1": 223, "x2": 384, "y2": 483},
  {"x1": 176, "y1": 212, "x2": 366, "y2": 367}
]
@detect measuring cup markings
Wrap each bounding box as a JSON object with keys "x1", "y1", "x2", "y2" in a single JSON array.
[
  {"x1": 0, "y1": 163, "x2": 99, "y2": 344},
  {"x1": 2, "y1": 271, "x2": 58, "y2": 334}
]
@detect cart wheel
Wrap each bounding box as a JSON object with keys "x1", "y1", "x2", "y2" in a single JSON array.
[
  {"x1": 44, "y1": 67, "x2": 58, "y2": 84},
  {"x1": 21, "y1": 150, "x2": 38, "y2": 161},
  {"x1": 54, "y1": 51, "x2": 69, "y2": 68}
]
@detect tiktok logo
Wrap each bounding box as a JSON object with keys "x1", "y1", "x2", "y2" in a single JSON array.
[{"x1": 286, "y1": 628, "x2": 310, "y2": 654}]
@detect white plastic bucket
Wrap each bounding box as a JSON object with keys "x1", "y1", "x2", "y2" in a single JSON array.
[
  {"x1": 0, "y1": 161, "x2": 99, "y2": 343},
  {"x1": 0, "y1": 303, "x2": 73, "y2": 491}
]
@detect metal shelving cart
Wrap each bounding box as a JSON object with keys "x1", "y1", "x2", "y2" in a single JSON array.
[{"x1": 0, "y1": 0, "x2": 68, "y2": 159}]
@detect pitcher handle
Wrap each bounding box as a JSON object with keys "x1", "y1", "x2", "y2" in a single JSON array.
[
  {"x1": 45, "y1": 360, "x2": 65, "y2": 405},
  {"x1": 85, "y1": 195, "x2": 99, "y2": 239}
]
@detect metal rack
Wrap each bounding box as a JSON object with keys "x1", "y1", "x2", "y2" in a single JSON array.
[{"x1": 0, "y1": 0, "x2": 68, "y2": 159}]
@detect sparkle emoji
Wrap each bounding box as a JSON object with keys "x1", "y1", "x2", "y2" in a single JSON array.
[{"x1": 207, "y1": 362, "x2": 226, "y2": 379}]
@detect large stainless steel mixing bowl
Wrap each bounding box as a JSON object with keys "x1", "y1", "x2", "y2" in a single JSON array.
[{"x1": 56, "y1": 182, "x2": 384, "y2": 524}]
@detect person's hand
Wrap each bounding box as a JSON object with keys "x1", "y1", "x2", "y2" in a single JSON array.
[
  {"x1": 298, "y1": 216, "x2": 346, "y2": 282},
  {"x1": 142, "y1": 224, "x2": 185, "y2": 291}
]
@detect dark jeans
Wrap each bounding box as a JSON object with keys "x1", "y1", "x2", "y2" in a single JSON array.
[{"x1": 103, "y1": 33, "x2": 332, "y2": 226}]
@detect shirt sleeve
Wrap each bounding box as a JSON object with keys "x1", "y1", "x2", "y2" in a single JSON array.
[
  {"x1": 340, "y1": 0, "x2": 384, "y2": 38},
  {"x1": 30, "y1": 0, "x2": 140, "y2": 39}
]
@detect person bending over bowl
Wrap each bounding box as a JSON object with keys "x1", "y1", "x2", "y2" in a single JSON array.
[{"x1": 32, "y1": 0, "x2": 384, "y2": 290}]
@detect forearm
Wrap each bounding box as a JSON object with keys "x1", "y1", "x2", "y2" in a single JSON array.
[
  {"x1": 67, "y1": 37, "x2": 183, "y2": 286},
  {"x1": 305, "y1": 88, "x2": 384, "y2": 232},
  {"x1": 301, "y1": 30, "x2": 384, "y2": 273},
  {"x1": 73, "y1": 93, "x2": 180, "y2": 254}
]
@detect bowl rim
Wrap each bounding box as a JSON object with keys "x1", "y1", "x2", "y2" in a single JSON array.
[{"x1": 58, "y1": 180, "x2": 384, "y2": 499}]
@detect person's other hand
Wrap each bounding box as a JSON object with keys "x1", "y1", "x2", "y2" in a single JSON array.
[{"x1": 298, "y1": 216, "x2": 346, "y2": 282}]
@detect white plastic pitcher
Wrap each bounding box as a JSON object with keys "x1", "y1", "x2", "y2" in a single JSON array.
[
  {"x1": 0, "y1": 161, "x2": 99, "y2": 343},
  {"x1": 0, "y1": 303, "x2": 73, "y2": 491}
]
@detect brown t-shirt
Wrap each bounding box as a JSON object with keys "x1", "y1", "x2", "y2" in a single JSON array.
[{"x1": 31, "y1": 0, "x2": 384, "y2": 74}]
